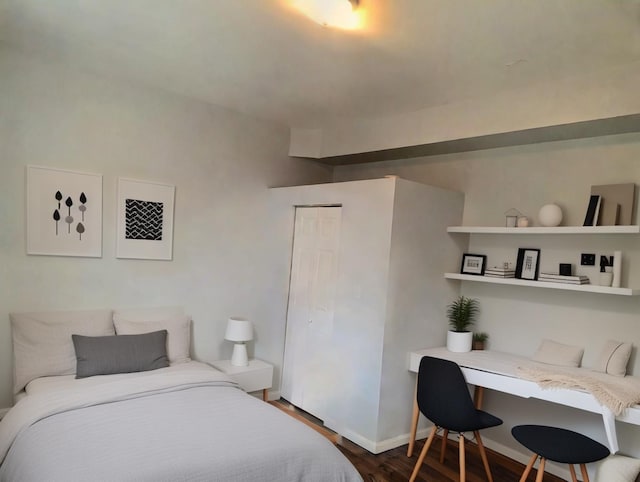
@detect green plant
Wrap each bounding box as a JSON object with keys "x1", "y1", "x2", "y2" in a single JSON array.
[
  {"x1": 446, "y1": 296, "x2": 479, "y2": 332},
  {"x1": 473, "y1": 332, "x2": 489, "y2": 342}
]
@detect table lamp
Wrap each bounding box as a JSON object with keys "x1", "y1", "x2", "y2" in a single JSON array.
[{"x1": 225, "y1": 317, "x2": 253, "y2": 367}]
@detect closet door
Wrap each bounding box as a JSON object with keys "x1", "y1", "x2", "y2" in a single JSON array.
[{"x1": 281, "y1": 206, "x2": 341, "y2": 419}]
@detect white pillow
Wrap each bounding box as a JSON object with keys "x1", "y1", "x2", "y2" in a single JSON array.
[
  {"x1": 595, "y1": 455, "x2": 640, "y2": 482},
  {"x1": 593, "y1": 340, "x2": 633, "y2": 377},
  {"x1": 532, "y1": 339, "x2": 584, "y2": 367},
  {"x1": 10, "y1": 309, "x2": 114, "y2": 394},
  {"x1": 113, "y1": 314, "x2": 191, "y2": 364}
]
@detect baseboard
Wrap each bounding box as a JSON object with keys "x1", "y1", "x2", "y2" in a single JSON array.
[{"x1": 323, "y1": 418, "x2": 433, "y2": 455}]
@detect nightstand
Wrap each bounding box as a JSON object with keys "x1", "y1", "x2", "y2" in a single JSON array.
[{"x1": 210, "y1": 358, "x2": 273, "y2": 401}]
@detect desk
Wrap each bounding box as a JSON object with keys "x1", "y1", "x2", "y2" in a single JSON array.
[{"x1": 407, "y1": 347, "x2": 640, "y2": 456}]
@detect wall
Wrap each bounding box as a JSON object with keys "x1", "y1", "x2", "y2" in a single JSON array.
[
  {"x1": 0, "y1": 47, "x2": 332, "y2": 408},
  {"x1": 333, "y1": 132, "x2": 640, "y2": 468}
]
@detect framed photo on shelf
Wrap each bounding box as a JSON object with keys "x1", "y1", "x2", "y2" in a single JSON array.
[
  {"x1": 516, "y1": 248, "x2": 541, "y2": 280},
  {"x1": 460, "y1": 253, "x2": 487, "y2": 276}
]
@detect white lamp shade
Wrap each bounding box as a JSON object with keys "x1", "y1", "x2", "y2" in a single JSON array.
[{"x1": 225, "y1": 317, "x2": 253, "y2": 342}]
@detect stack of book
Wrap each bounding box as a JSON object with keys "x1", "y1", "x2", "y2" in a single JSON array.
[
  {"x1": 484, "y1": 267, "x2": 515, "y2": 278},
  {"x1": 538, "y1": 273, "x2": 590, "y2": 285}
]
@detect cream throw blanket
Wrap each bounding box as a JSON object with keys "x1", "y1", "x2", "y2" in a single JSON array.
[{"x1": 517, "y1": 363, "x2": 640, "y2": 416}]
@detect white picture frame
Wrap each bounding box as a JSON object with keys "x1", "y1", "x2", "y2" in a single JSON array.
[
  {"x1": 116, "y1": 178, "x2": 175, "y2": 260},
  {"x1": 26, "y1": 165, "x2": 103, "y2": 257}
]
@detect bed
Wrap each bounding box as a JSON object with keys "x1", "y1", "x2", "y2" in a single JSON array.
[{"x1": 0, "y1": 309, "x2": 362, "y2": 482}]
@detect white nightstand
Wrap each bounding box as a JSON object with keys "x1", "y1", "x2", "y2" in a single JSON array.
[{"x1": 210, "y1": 358, "x2": 273, "y2": 401}]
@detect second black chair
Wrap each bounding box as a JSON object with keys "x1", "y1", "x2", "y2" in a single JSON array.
[{"x1": 409, "y1": 356, "x2": 503, "y2": 482}]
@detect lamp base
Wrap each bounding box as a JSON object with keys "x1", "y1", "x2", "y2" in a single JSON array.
[{"x1": 230, "y1": 343, "x2": 249, "y2": 367}]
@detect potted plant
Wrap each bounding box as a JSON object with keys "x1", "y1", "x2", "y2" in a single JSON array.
[
  {"x1": 446, "y1": 295, "x2": 479, "y2": 352},
  {"x1": 472, "y1": 332, "x2": 489, "y2": 350}
]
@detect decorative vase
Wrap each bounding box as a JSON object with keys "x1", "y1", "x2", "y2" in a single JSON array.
[
  {"x1": 538, "y1": 204, "x2": 563, "y2": 227},
  {"x1": 447, "y1": 331, "x2": 473, "y2": 353},
  {"x1": 472, "y1": 340, "x2": 486, "y2": 350},
  {"x1": 599, "y1": 272, "x2": 613, "y2": 287}
]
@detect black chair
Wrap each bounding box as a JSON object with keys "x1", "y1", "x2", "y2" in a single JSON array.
[
  {"x1": 511, "y1": 425, "x2": 610, "y2": 482},
  {"x1": 409, "y1": 356, "x2": 503, "y2": 482}
]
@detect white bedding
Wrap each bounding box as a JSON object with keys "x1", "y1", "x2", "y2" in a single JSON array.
[{"x1": 0, "y1": 362, "x2": 362, "y2": 482}]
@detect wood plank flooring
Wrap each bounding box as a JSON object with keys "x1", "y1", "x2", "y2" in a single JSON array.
[{"x1": 271, "y1": 399, "x2": 565, "y2": 482}]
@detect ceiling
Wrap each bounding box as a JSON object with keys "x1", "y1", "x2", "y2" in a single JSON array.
[{"x1": 1, "y1": 0, "x2": 640, "y2": 129}]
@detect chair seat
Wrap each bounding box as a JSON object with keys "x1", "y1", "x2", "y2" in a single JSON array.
[
  {"x1": 512, "y1": 425, "x2": 610, "y2": 465},
  {"x1": 446, "y1": 409, "x2": 503, "y2": 433}
]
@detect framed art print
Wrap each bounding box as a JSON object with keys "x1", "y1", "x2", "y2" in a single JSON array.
[
  {"x1": 516, "y1": 248, "x2": 541, "y2": 280},
  {"x1": 460, "y1": 253, "x2": 487, "y2": 276},
  {"x1": 116, "y1": 178, "x2": 175, "y2": 260},
  {"x1": 26, "y1": 165, "x2": 103, "y2": 257}
]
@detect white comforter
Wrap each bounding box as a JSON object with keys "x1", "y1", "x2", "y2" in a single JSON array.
[{"x1": 0, "y1": 362, "x2": 362, "y2": 482}]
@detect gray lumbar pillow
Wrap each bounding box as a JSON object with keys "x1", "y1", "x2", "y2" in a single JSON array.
[{"x1": 72, "y1": 330, "x2": 169, "y2": 378}]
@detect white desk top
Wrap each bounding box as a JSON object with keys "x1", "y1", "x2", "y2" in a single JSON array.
[
  {"x1": 409, "y1": 347, "x2": 640, "y2": 453},
  {"x1": 409, "y1": 347, "x2": 527, "y2": 376}
]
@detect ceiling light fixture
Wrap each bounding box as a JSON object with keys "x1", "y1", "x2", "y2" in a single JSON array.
[{"x1": 292, "y1": 0, "x2": 362, "y2": 30}]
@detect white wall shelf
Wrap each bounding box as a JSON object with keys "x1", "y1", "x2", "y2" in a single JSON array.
[
  {"x1": 445, "y1": 273, "x2": 639, "y2": 296},
  {"x1": 447, "y1": 225, "x2": 640, "y2": 234}
]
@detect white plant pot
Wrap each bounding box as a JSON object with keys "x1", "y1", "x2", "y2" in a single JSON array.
[{"x1": 447, "y1": 331, "x2": 473, "y2": 353}]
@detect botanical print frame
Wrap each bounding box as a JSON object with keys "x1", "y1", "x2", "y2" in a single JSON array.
[
  {"x1": 516, "y1": 248, "x2": 541, "y2": 280},
  {"x1": 460, "y1": 253, "x2": 487, "y2": 276},
  {"x1": 116, "y1": 178, "x2": 175, "y2": 260},
  {"x1": 26, "y1": 165, "x2": 103, "y2": 257}
]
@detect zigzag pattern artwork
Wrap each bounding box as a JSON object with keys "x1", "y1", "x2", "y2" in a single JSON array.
[{"x1": 125, "y1": 199, "x2": 164, "y2": 240}]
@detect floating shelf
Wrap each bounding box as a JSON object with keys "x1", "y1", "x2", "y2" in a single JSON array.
[
  {"x1": 444, "y1": 273, "x2": 639, "y2": 296},
  {"x1": 447, "y1": 226, "x2": 640, "y2": 234}
]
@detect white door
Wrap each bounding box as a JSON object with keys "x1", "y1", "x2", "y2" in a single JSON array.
[{"x1": 281, "y1": 206, "x2": 342, "y2": 420}]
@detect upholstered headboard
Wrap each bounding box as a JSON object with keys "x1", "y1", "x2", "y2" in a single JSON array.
[
  {"x1": 10, "y1": 309, "x2": 114, "y2": 395},
  {"x1": 9, "y1": 306, "x2": 191, "y2": 397}
]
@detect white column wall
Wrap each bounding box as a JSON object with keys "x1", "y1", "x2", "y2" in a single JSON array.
[
  {"x1": 268, "y1": 179, "x2": 396, "y2": 447},
  {"x1": 377, "y1": 179, "x2": 464, "y2": 444}
]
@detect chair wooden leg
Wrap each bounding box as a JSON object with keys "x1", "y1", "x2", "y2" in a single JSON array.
[
  {"x1": 580, "y1": 464, "x2": 590, "y2": 482},
  {"x1": 535, "y1": 457, "x2": 546, "y2": 482},
  {"x1": 569, "y1": 464, "x2": 578, "y2": 482},
  {"x1": 407, "y1": 390, "x2": 420, "y2": 457},
  {"x1": 520, "y1": 454, "x2": 538, "y2": 482},
  {"x1": 459, "y1": 434, "x2": 466, "y2": 482},
  {"x1": 474, "y1": 431, "x2": 493, "y2": 482},
  {"x1": 409, "y1": 426, "x2": 437, "y2": 482},
  {"x1": 440, "y1": 429, "x2": 449, "y2": 463}
]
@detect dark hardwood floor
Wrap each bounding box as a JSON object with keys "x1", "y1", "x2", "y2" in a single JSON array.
[{"x1": 272, "y1": 399, "x2": 565, "y2": 482}]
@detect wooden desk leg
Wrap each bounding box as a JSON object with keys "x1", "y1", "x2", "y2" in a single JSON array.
[
  {"x1": 407, "y1": 383, "x2": 420, "y2": 457},
  {"x1": 263, "y1": 389, "x2": 268, "y2": 401},
  {"x1": 473, "y1": 386, "x2": 485, "y2": 409}
]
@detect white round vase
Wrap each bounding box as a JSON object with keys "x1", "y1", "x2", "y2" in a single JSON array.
[
  {"x1": 538, "y1": 204, "x2": 563, "y2": 227},
  {"x1": 446, "y1": 331, "x2": 473, "y2": 353}
]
